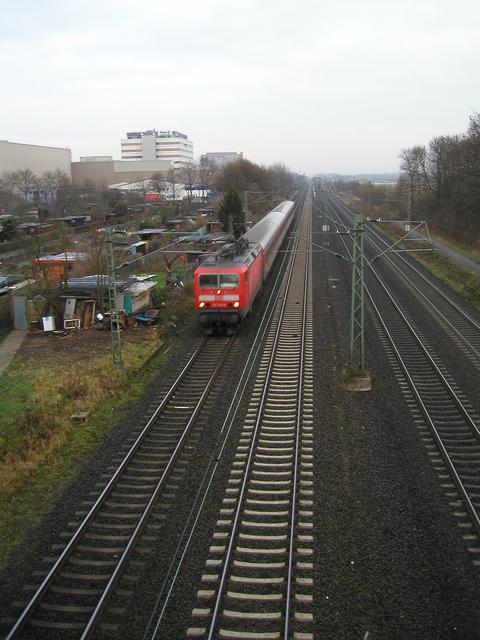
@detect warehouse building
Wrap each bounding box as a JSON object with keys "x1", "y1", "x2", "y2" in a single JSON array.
[
  {"x1": 0, "y1": 140, "x2": 72, "y2": 177},
  {"x1": 71, "y1": 158, "x2": 172, "y2": 188}
]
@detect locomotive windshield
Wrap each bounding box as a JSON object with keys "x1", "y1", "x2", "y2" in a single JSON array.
[
  {"x1": 199, "y1": 274, "x2": 218, "y2": 288},
  {"x1": 199, "y1": 274, "x2": 239, "y2": 289},
  {"x1": 219, "y1": 274, "x2": 238, "y2": 289}
]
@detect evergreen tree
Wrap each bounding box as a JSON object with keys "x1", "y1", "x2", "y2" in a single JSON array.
[
  {"x1": 231, "y1": 190, "x2": 246, "y2": 239},
  {"x1": 218, "y1": 187, "x2": 245, "y2": 238},
  {"x1": 0, "y1": 217, "x2": 16, "y2": 241},
  {"x1": 218, "y1": 190, "x2": 232, "y2": 233}
]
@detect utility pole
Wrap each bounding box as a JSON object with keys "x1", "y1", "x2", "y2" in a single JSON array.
[
  {"x1": 344, "y1": 214, "x2": 371, "y2": 391},
  {"x1": 105, "y1": 228, "x2": 123, "y2": 370}
]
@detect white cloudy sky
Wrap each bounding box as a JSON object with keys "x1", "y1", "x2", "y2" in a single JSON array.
[{"x1": 1, "y1": 0, "x2": 479, "y2": 174}]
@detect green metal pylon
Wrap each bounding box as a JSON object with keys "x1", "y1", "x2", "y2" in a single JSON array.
[
  {"x1": 349, "y1": 214, "x2": 365, "y2": 375},
  {"x1": 105, "y1": 229, "x2": 123, "y2": 370}
]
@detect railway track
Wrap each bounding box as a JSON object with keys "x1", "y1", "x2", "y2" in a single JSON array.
[
  {"x1": 319, "y1": 191, "x2": 480, "y2": 538},
  {"x1": 3, "y1": 337, "x2": 233, "y2": 639},
  {"x1": 328, "y1": 193, "x2": 480, "y2": 366},
  {"x1": 187, "y1": 193, "x2": 314, "y2": 639}
]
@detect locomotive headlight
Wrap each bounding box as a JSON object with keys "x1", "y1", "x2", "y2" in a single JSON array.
[
  {"x1": 217, "y1": 289, "x2": 221, "y2": 295},
  {"x1": 199, "y1": 302, "x2": 205, "y2": 308},
  {"x1": 233, "y1": 301, "x2": 240, "y2": 308}
]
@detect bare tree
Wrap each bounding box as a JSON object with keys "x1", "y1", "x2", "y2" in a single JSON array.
[
  {"x1": 198, "y1": 157, "x2": 215, "y2": 200},
  {"x1": 15, "y1": 168, "x2": 39, "y2": 203},
  {"x1": 133, "y1": 177, "x2": 152, "y2": 201},
  {"x1": 397, "y1": 114, "x2": 480, "y2": 239},
  {"x1": 267, "y1": 163, "x2": 291, "y2": 197},
  {"x1": 0, "y1": 171, "x2": 20, "y2": 197},
  {"x1": 399, "y1": 146, "x2": 429, "y2": 218},
  {"x1": 166, "y1": 166, "x2": 181, "y2": 200},
  {"x1": 151, "y1": 171, "x2": 168, "y2": 198},
  {"x1": 181, "y1": 161, "x2": 198, "y2": 202},
  {"x1": 41, "y1": 170, "x2": 57, "y2": 201},
  {"x1": 54, "y1": 168, "x2": 71, "y2": 189}
]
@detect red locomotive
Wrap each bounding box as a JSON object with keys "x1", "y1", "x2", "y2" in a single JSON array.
[{"x1": 194, "y1": 200, "x2": 296, "y2": 333}]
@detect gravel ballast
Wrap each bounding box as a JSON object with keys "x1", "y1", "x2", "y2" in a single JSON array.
[
  {"x1": 311, "y1": 201, "x2": 480, "y2": 638},
  {"x1": 2, "y1": 196, "x2": 480, "y2": 640}
]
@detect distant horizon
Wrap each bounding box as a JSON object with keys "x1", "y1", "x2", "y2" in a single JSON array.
[
  {"x1": 1, "y1": 135, "x2": 406, "y2": 178},
  {"x1": 1, "y1": 0, "x2": 478, "y2": 176}
]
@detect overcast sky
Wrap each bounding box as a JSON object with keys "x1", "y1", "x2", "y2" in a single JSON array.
[{"x1": 1, "y1": 0, "x2": 479, "y2": 175}]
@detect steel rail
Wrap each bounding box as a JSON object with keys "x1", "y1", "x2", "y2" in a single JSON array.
[
  {"x1": 326, "y1": 193, "x2": 480, "y2": 436},
  {"x1": 366, "y1": 239, "x2": 480, "y2": 361},
  {"x1": 364, "y1": 289, "x2": 480, "y2": 534},
  {"x1": 331, "y1": 193, "x2": 480, "y2": 357},
  {"x1": 206, "y1": 197, "x2": 308, "y2": 640},
  {"x1": 321, "y1": 192, "x2": 480, "y2": 533},
  {"x1": 5, "y1": 336, "x2": 218, "y2": 640},
  {"x1": 142, "y1": 190, "x2": 308, "y2": 640},
  {"x1": 284, "y1": 209, "x2": 310, "y2": 640},
  {"x1": 80, "y1": 337, "x2": 233, "y2": 639}
]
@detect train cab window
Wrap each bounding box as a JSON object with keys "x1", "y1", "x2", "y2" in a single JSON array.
[
  {"x1": 199, "y1": 274, "x2": 218, "y2": 288},
  {"x1": 219, "y1": 274, "x2": 239, "y2": 289}
]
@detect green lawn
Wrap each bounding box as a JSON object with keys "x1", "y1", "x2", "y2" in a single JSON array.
[
  {"x1": 0, "y1": 284, "x2": 195, "y2": 564},
  {"x1": 430, "y1": 232, "x2": 480, "y2": 264},
  {"x1": 0, "y1": 338, "x2": 165, "y2": 563},
  {"x1": 0, "y1": 370, "x2": 33, "y2": 441},
  {"x1": 376, "y1": 224, "x2": 480, "y2": 311},
  {"x1": 147, "y1": 270, "x2": 192, "y2": 288}
]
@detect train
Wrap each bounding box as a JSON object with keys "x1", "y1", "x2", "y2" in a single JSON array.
[{"x1": 194, "y1": 200, "x2": 296, "y2": 333}]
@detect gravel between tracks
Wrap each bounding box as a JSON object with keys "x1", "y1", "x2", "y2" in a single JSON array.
[
  {"x1": 0, "y1": 245, "x2": 289, "y2": 639},
  {"x1": 0, "y1": 325, "x2": 201, "y2": 631},
  {"x1": 3, "y1": 202, "x2": 480, "y2": 640},
  {"x1": 127, "y1": 253, "x2": 294, "y2": 640},
  {"x1": 312, "y1": 212, "x2": 480, "y2": 638}
]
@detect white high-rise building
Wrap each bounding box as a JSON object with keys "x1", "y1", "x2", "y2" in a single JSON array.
[{"x1": 121, "y1": 130, "x2": 193, "y2": 167}]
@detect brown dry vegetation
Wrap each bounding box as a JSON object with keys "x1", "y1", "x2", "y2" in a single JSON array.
[
  {"x1": 373, "y1": 224, "x2": 480, "y2": 311},
  {"x1": 0, "y1": 335, "x2": 160, "y2": 497},
  {"x1": 0, "y1": 284, "x2": 194, "y2": 560}
]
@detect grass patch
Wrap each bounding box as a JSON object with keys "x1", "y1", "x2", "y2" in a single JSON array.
[
  {"x1": 0, "y1": 371, "x2": 33, "y2": 439},
  {"x1": 373, "y1": 223, "x2": 480, "y2": 311},
  {"x1": 138, "y1": 269, "x2": 192, "y2": 288},
  {"x1": 0, "y1": 287, "x2": 195, "y2": 564},
  {"x1": 429, "y1": 231, "x2": 480, "y2": 264},
  {"x1": 395, "y1": 225, "x2": 480, "y2": 264},
  {"x1": 153, "y1": 271, "x2": 167, "y2": 286},
  {"x1": 412, "y1": 249, "x2": 480, "y2": 311},
  {"x1": 0, "y1": 337, "x2": 163, "y2": 561}
]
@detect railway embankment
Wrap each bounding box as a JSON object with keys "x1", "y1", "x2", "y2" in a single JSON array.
[
  {"x1": 310, "y1": 192, "x2": 480, "y2": 638},
  {"x1": 0, "y1": 287, "x2": 193, "y2": 565},
  {"x1": 3, "y1": 189, "x2": 480, "y2": 638},
  {"x1": 337, "y1": 193, "x2": 480, "y2": 311},
  {"x1": 382, "y1": 225, "x2": 480, "y2": 313}
]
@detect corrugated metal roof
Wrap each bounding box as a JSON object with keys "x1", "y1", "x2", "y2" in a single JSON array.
[
  {"x1": 37, "y1": 252, "x2": 88, "y2": 262},
  {"x1": 64, "y1": 274, "x2": 158, "y2": 296},
  {"x1": 128, "y1": 281, "x2": 157, "y2": 294}
]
